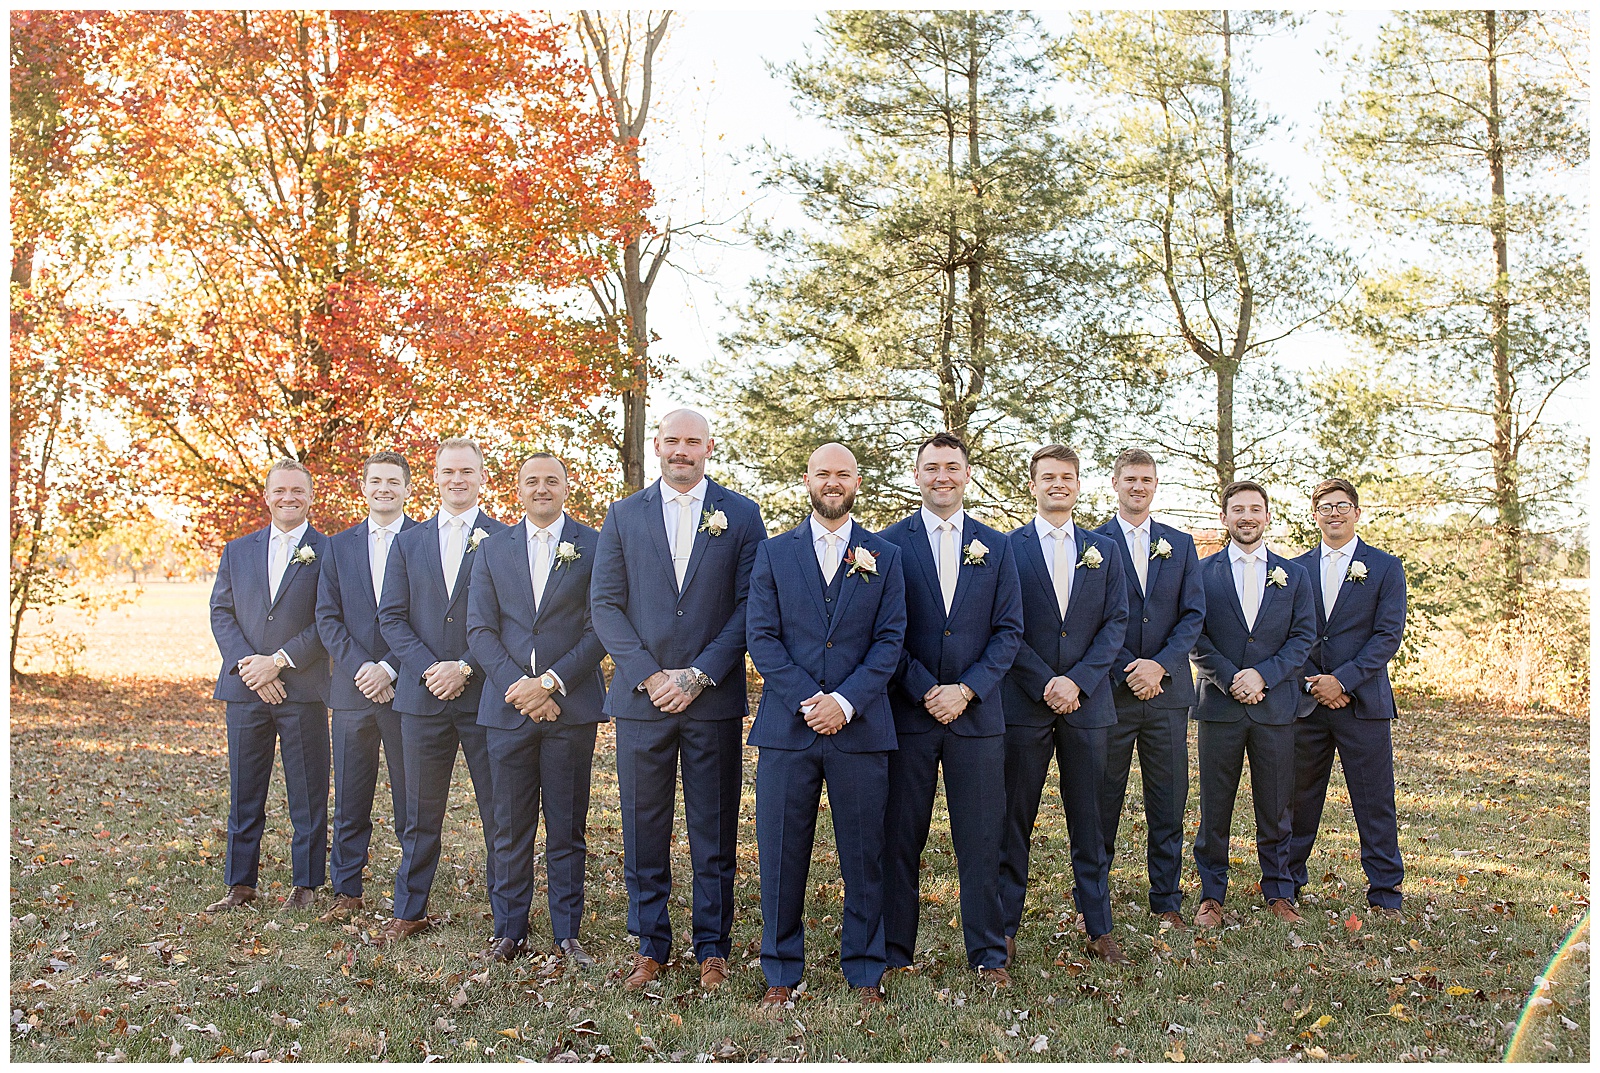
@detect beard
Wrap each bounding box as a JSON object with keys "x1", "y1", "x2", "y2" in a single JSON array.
[{"x1": 810, "y1": 486, "x2": 856, "y2": 520}]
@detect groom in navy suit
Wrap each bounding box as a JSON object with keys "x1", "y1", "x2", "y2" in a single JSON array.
[
  {"x1": 1001, "y1": 444, "x2": 1130, "y2": 966},
  {"x1": 590, "y1": 410, "x2": 765, "y2": 993},
  {"x1": 1190, "y1": 480, "x2": 1316, "y2": 929},
  {"x1": 1288, "y1": 478, "x2": 1408, "y2": 918},
  {"x1": 314, "y1": 451, "x2": 419, "y2": 923},
  {"x1": 377, "y1": 438, "x2": 507, "y2": 943},
  {"x1": 746, "y1": 442, "x2": 906, "y2": 1009},
  {"x1": 1094, "y1": 449, "x2": 1205, "y2": 927},
  {"x1": 468, "y1": 454, "x2": 608, "y2": 964},
  {"x1": 206, "y1": 459, "x2": 331, "y2": 913},
  {"x1": 880, "y1": 432, "x2": 1022, "y2": 986}
]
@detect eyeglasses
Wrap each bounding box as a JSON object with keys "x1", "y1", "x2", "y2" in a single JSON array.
[{"x1": 1314, "y1": 502, "x2": 1355, "y2": 517}]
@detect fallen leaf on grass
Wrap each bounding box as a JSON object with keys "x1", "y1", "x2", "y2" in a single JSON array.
[
  {"x1": 1163, "y1": 1038, "x2": 1185, "y2": 1062},
  {"x1": 498, "y1": 1029, "x2": 521, "y2": 1039},
  {"x1": 1344, "y1": 914, "x2": 1362, "y2": 933},
  {"x1": 1305, "y1": 1045, "x2": 1329, "y2": 1059},
  {"x1": 1028, "y1": 1035, "x2": 1048, "y2": 1053}
]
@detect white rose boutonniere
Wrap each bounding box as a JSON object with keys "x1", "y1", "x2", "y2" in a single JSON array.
[
  {"x1": 291, "y1": 544, "x2": 317, "y2": 566},
  {"x1": 845, "y1": 546, "x2": 878, "y2": 580},
  {"x1": 553, "y1": 541, "x2": 581, "y2": 569},
  {"x1": 1267, "y1": 565, "x2": 1289, "y2": 588},
  {"x1": 963, "y1": 538, "x2": 989, "y2": 566},
  {"x1": 466, "y1": 526, "x2": 490, "y2": 553},
  {"x1": 1346, "y1": 560, "x2": 1368, "y2": 584},
  {"x1": 699, "y1": 509, "x2": 729, "y2": 536},
  {"x1": 1151, "y1": 537, "x2": 1173, "y2": 560},
  {"x1": 1077, "y1": 544, "x2": 1104, "y2": 569}
]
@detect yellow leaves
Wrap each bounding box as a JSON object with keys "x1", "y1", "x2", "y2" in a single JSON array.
[
  {"x1": 1163, "y1": 1037, "x2": 1186, "y2": 1062},
  {"x1": 1388, "y1": 1003, "x2": 1411, "y2": 1022},
  {"x1": 1310, "y1": 1014, "x2": 1333, "y2": 1032},
  {"x1": 1305, "y1": 1045, "x2": 1330, "y2": 1059},
  {"x1": 497, "y1": 1028, "x2": 521, "y2": 1039},
  {"x1": 1292, "y1": 1002, "x2": 1314, "y2": 1022},
  {"x1": 1446, "y1": 985, "x2": 1475, "y2": 996}
]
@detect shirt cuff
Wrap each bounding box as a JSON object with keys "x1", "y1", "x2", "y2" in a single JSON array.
[
  {"x1": 547, "y1": 670, "x2": 567, "y2": 696},
  {"x1": 829, "y1": 691, "x2": 856, "y2": 724},
  {"x1": 691, "y1": 666, "x2": 716, "y2": 688},
  {"x1": 276, "y1": 649, "x2": 296, "y2": 670},
  {"x1": 379, "y1": 660, "x2": 397, "y2": 682}
]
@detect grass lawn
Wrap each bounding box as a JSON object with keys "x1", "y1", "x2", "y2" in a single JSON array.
[{"x1": 8, "y1": 590, "x2": 1590, "y2": 1061}]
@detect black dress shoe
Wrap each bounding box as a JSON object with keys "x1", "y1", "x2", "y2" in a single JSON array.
[
  {"x1": 483, "y1": 937, "x2": 525, "y2": 963},
  {"x1": 556, "y1": 938, "x2": 596, "y2": 966}
]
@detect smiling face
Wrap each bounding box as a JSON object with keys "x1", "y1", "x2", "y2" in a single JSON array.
[
  {"x1": 654, "y1": 409, "x2": 714, "y2": 492},
  {"x1": 1313, "y1": 490, "x2": 1361, "y2": 547},
  {"x1": 264, "y1": 467, "x2": 313, "y2": 530},
  {"x1": 518, "y1": 456, "x2": 569, "y2": 528},
  {"x1": 1222, "y1": 489, "x2": 1270, "y2": 551},
  {"x1": 1113, "y1": 462, "x2": 1158, "y2": 521},
  {"x1": 361, "y1": 462, "x2": 411, "y2": 525},
  {"x1": 803, "y1": 442, "x2": 860, "y2": 523},
  {"x1": 434, "y1": 445, "x2": 484, "y2": 514},
  {"x1": 914, "y1": 444, "x2": 970, "y2": 517},
  {"x1": 1029, "y1": 457, "x2": 1080, "y2": 524}
]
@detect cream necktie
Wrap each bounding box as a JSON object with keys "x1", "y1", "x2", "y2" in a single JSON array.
[
  {"x1": 1323, "y1": 549, "x2": 1345, "y2": 619},
  {"x1": 443, "y1": 518, "x2": 465, "y2": 597},
  {"x1": 1237, "y1": 553, "x2": 1260, "y2": 629},
  {"x1": 1132, "y1": 526, "x2": 1149, "y2": 593},
  {"x1": 936, "y1": 521, "x2": 958, "y2": 614},
  {"x1": 821, "y1": 532, "x2": 840, "y2": 584},
  {"x1": 673, "y1": 494, "x2": 697, "y2": 590},
  {"x1": 531, "y1": 529, "x2": 554, "y2": 611},
  {"x1": 1049, "y1": 530, "x2": 1072, "y2": 618},
  {"x1": 269, "y1": 532, "x2": 293, "y2": 599},
  {"x1": 371, "y1": 527, "x2": 392, "y2": 599}
]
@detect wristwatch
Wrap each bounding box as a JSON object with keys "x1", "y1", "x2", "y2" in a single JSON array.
[
  {"x1": 690, "y1": 668, "x2": 714, "y2": 691},
  {"x1": 457, "y1": 660, "x2": 473, "y2": 679},
  {"x1": 272, "y1": 651, "x2": 290, "y2": 670},
  {"x1": 957, "y1": 683, "x2": 974, "y2": 702},
  {"x1": 539, "y1": 672, "x2": 558, "y2": 691}
]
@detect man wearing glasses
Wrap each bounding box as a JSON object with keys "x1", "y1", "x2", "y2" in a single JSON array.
[{"x1": 1287, "y1": 479, "x2": 1409, "y2": 921}]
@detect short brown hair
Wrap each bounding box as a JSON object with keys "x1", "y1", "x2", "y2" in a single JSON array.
[
  {"x1": 362, "y1": 450, "x2": 411, "y2": 483},
  {"x1": 517, "y1": 452, "x2": 569, "y2": 478},
  {"x1": 1311, "y1": 478, "x2": 1359, "y2": 509},
  {"x1": 435, "y1": 437, "x2": 484, "y2": 463},
  {"x1": 265, "y1": 458, "x2": 314, "y2": 490},
  {"x1": 1113, "y1": 448, "x2": 1157, "y2": 479},
  {"x1": 916, "y1": 431, "x2": 970, "y2": 465},
  {"x1": 1029, "y1": 444, "x2": 1079, "y2": 480},
  {"x1": 1220, "y1": 479, "x2": 1269, "y2": 512}
]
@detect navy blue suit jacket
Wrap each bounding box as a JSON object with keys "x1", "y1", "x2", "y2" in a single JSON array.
[
  {"x1": 1191, "y1": 548, "x2": 1316, "y2": 725},
  {"x1": 589, "y1": 478, "x2": 764, "y2": 722},
  {"x1": 211, "y1": 524, "x2": 330, "y2": 705},
  {"x1": 467, "y1": 515, "x2": 608, "y2": 730},
  {"x1": 746, "y1": 521, "x2": 907, "y2": 753},
  {"x1": 1294, "y1": 539, "x2": 1407, "y2": 721},
  {"x1": 1004, "y1": 523, "x2": 1129, "y2": 729},
  {"x1": 1093, "y1": 517, "x2": 1206, "y2": 709},
  {"x1": 377, "y1": 510, "x2": 508, "y2": 717},
  {"x1": 881, "y1": 512, "x2": 1023, "y2": 738},
  {"x1": 316, "y1": 516, "x2": 419, "y2": 712}
]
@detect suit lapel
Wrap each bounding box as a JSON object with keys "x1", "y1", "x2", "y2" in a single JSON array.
[
  {"x1": 641, "y1": 481, "x2": 678, "y2": 590},
  {"x1": 945, "y1": 516, "x2": 981, "y2": 623},
  {"x1": 904, "y1": 516, "x2": 942, "y2": 611},
  {"x1": 1325, "y1": 541, "x2": 1365, "y2": 627},
  {"x1": 420, "y1": 516, "x2": 450, "y2": 603},
  {"x1": 1301, "y1": 550, "x2": 1328, "y2": 626},
  {"x1": 1143, "y1": 523, "x2": 1165, "y2": 597},
  {"x1": 791, "y1": 526, "x2": 829, "y2": 626},
  {"x1": 268, "y1": 528, "x2": 314, "y2": 611},
  {"x1": 1216, "y1": 551, "x2": 1251, "y2": 631},
  {"x1": 1256, "y1": 550, "x2": 1285, "y2": 623},
  {"x1": 676, "y1": 485, "x2": 717, "y2": 599},
  {"x1": 509, "y1": 521, "x2": 539, "y2": 621},
  {"x1": 534, "y1": 517, "x2": 577, "y2": 621},
  {"x1": 1017, "y1": 526, "x2": 1061, "y2": 625},
  {"x1": 827, "y1": 527, "x2": 864, "y2": 638},
  {"x1": 1107, "y1": 521, "x2": 1140, "y2": 599},
  {"x1": 1064, "y1": 526, "x2": 1095, "y2": 619},
  {"x1": 352, "y1": 521, "x2": 378, "y2": 608}
]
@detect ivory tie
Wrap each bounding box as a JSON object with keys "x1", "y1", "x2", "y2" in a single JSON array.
[
  {"x1": 672, "y1": 494, "x2": 697, "y2": 590},
  {"x1": 1049, "y1": 530, "x2": 1072, "y2": 618},
  {"x1": 936, "y1": 520, "x2": 958, "y2": 614}
]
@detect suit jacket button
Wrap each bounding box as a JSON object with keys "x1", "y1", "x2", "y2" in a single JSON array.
[
  {"x1": 1247, "y1": 636, "x2": 1254, "y2": 642},
  {"x1": 267, "y1": 614, "x2": 274, "y2": 621},
  {"x1": 944, "y1": 630, "x2": 952, "y2": 636},
  {"x1": 1143, "y1": 617, "x2": 1150, "y2": 623},
  {"x1": 1061, "y1": 631, "x2": 1067, "y2": 637},
  {"x1": 446, "y1": 616, "x2": 454, "y2": 623},
  {"x1": 826, "y1": 641, "x2": 833, "y2": 648},
  {"x1": 677, "y1": 610, "x2": 685, "y2": 616},
  {"x1": 533, "y1": 628, "x2": 539, "y2": 635},
  {"x1": 825, "y1": 596, "x2": 832, "y2": 602}
]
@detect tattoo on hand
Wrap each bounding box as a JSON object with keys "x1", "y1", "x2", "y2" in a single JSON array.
[{"x1": 673, "y1": 669, "x2": 705, "y2": 699}]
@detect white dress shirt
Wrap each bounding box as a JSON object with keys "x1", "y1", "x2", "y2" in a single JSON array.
[
  {"x1": 1228, "y1": 541, "x2": 1268, "y2": 630},
  {"x1": 437, "y1": 504, "x2": 481, "y2": 598},
  {"x1": 1034, "y1": 515, "x2": 1076, "y2": 618},
  {"x1": 367, "y1": 516, "x2": 404, "y2": 682},
  {"x1": 661, "y1": 477, "x2": 707, "y2": 591},
  {"x1": 1319, "y1": 536, "x2": 1360, "y2": 620},
  {"x1": 808, "y1": 514, "x2": 857, "y2": 723},
  {"x1": 1117, "y1": 514, "x2": 1151, "y2": 593},
  {"x1": 263, "y1": 520, "x2": 309, "y2": 669},
  {"x1": 922, "y1": 506, "x2": 965, "y2": 614},
  {"x1": 521, "y1": 514, "x2": 566, "y2": 694}
]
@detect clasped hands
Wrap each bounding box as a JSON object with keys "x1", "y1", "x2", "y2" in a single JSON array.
[
  {"x1": 642, "y1": 669, "x2": 707, "y2": 715},
  {"x1": 1123, "y1": 658, "x2": 1165, "y2": 701},
  {"x1": 1304, "y1": 673, "x2": 1350, "y2": 709},
  {"x1": 422, "y1": 660, "x2": 469, "y2": 702},
  {"x1": 505, "y1": 674, "x2": 560, "y2": 722},
  {"x1": 1043, "y1": 675, "x2": 1081, "y2": 715},
  {"x1": 1229, "y1": 667, "x2": 1266, "y2": 705},
  {"x1": 238, "y1": 653, "x2": 287, "y2": 705},
  {"x1": 923, "y1": 683, "x2": 969, "y2": 725},
  {"x1": 353, "y1": 661, "x2": 396, "y2": 705}
]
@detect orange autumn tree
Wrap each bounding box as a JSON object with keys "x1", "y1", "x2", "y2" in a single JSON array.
[{"x1": 94, "y1": 10, "x2": 650, "y2": 539}]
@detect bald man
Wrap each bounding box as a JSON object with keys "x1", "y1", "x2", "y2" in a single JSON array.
[
  {"x1": 590, "y1": 410, "x2": 766, "y2": 992},
  {"x1": 745, "y1": 444, "x2": 907, "y2": 1009}
]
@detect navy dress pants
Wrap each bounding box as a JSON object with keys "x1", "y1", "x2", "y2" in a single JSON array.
[
  {"x1": 329, "y1": 705, "x2": 407, "y2": 898},
  {"x1": 1099, "y1": 700, "x2": 1189, "y2": 914},
  {"x1": 224, "y1": 700, "x2": 329, "y2": 890},
  {"x1": 1287, "y1": 707, "x2": 1403, "y2": 909},
  {"x1": 1194, "y1": 717, "x2": 1295, "y2": 904},
  {"x1": 391, "y1": 707, "x2": 500, "y2": 921}
]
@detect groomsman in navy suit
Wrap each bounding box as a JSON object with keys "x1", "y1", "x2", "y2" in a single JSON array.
[
  {"x1": 880, "y1": 432, "x2": 1022, "y2": 986},
  {"x1": 1094, "y1": 449, "x2": 1205, "y2": 927},
  {"x1": 1190, "y1": 480, "x2": 1316, "y2": 928},
  {"x1": 590, "y1": 410, "x2": 764, "y2": 992},
  {"x1": 315, "y1": 451, "x2": 419, "y2": 923},
  {"x1": 1288, "y1": 479, "x2": 1408, "y2": 919},
  {"x1": 1001, "y1": 444, "x2": 1130, "y2": 965},
  {"x1": 377, "y1": 439, "x2": 507, "y2": 943},
  {"x1": 468, "y1": 454, "x2": 608, "y2": 963},
  {"x1": 746, "y1": 443, "x2": 906, "y2": 1009},
  {"x1": 206, "y1": 459, "x2": 331, "y2": 913}
]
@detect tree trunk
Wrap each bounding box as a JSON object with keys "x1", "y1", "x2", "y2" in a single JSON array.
[
  {"x1": 1215, "y1": 10, "x2": 1251, "y2": 495},
  {"x1": 1484, "y1": 8, "x2": 1521, "y2": 621},
  {"x1": 1214, "y1": 365, "x2": 1236, "y2": 491},
  {"x1": 10, "y1": 373, "x2": 69, "y2": 680},
  {"x1": 962, "y1": 13, "x2": 986, "y2": 442},
  {"x1": 621, "y1": 235, "x2": 649, "y2": 491}
]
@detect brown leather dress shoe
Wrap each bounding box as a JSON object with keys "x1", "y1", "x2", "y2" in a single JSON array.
[
  {"x1": 622, "y1": 953, "x2": 661, "y2": 992},
  {"x1": 282, "y1": 886, "x2": 317, "y2": 910},
  {"x1": 758, "y1": 985, "x2": 794, "y2": 1009},
  {"x1": 205, "y1": 885, "x2": 257, "y2": 913},
  {"x1": 1267, "y1": 898, "x2": 1305, "y2": 925},
  {"x1": 557, "y1": 938, "x2": 596, "y2": 966},
  {"x1": 855, "y1": 985, "x2": 885, "y2": 1006},
  {"x1": 378, "y1": 916, "x2": 430, "y2": 944},
  {"x1": 1004, "y1": 934, "x2": 1016, "y2": 967},
  {"x1": 319, "y1": 894, "x2": 363, "y2": 924},
  {"x1": 977, "y1": 966, "x2": 1012, "y2": 988},
  {"x1": 483, "y1": 937, "x2": 525, "y2": 963},
  {"x1": 1155, "y1": 910, "x2": 1188, "y2": 929},
  {"x1": 1194, "y1": 898, "x2": 1224, "y2": 928},
  {"x1": 1087, "y1": 934, "x2": 1133, "y2": 965},
  {"x1": 699, "y1": 956, "x2": 730, "y2": 990},
  {"x1": 1369, "y1": 905, "x2": 1406, "y2": 923}
]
